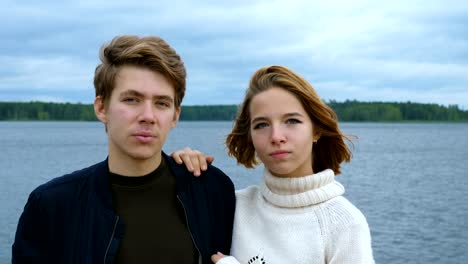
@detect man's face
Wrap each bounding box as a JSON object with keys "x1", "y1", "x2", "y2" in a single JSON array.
[{"x1": 95, "y1": 65, "x2": 180, "y2": 167}]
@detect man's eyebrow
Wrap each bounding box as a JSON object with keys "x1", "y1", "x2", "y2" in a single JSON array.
[
  {"x1": 118, "y1": 90, "x2": 174, "y2": 102},
  {"x1": 119, "y1": 90, "x2": 144, "y2": 98},
  {"x1": 153, "y1": 95, "x2": 174, "y2": 101}
]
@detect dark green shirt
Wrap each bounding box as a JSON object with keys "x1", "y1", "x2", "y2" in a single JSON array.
[{"x1": 110, "y1": 158, "x2": 198, "y2": 263}]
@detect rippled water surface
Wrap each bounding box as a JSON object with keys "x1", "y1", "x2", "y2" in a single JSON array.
[{"x1": 1, "y1": 121, "x2": 467, "y2": 263}]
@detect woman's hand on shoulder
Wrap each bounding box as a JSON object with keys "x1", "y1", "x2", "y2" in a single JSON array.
[
  {"x1": 171, "y1": 147, "x2": 214, "y2": 176},
  {"x1": 211, "y1": 252, "x2": 241, "y2": 264}
]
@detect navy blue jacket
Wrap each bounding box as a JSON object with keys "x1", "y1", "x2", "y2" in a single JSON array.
[{"x1": 12, "y1": 152, "x2": 235, "y2": 264}]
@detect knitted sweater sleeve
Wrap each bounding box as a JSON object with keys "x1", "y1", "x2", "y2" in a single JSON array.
[{"x1": 326, "y1": 217, "x2": 375, "y2": 264}]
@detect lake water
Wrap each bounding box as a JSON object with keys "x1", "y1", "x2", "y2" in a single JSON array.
[{"x1": 1, "y1": 121, "x2": 467, "y2": 263}]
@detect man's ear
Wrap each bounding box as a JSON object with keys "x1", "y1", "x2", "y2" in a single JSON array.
[
  {"x1": 172, "y1": 106, "x2": 181, "y2": 128},
  {"x1": 94, "y1": 96, "x2": 107, "y2": 124}
]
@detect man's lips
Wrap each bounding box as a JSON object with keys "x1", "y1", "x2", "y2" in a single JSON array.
[
  {"x1": 270, "y1": 150, "x2": 290, "y2": 159},
  {"x1": 132, "y1": 132, "x2": 156, "y2": 143}
]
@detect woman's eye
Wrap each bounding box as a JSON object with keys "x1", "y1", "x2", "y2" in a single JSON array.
[
  {"x1": 286, "y1": 119, "x2": 301, "y2": 124},
  {"x1": 253, "y1": 123, "x2": 268, "y2": 130}
]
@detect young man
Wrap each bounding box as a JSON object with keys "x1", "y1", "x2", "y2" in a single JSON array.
[{"x1": 12, "y1": 35, "x2": 235, "y2": 264}]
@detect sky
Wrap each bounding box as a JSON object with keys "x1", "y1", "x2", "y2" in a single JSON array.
[{"x1": 1, "y1": 0, "x2": 467, "y2": 109}]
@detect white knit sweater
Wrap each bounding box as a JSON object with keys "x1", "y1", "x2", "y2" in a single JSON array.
[{"x1": 217, "y1": 169, "x2": 374, "y2": 264}]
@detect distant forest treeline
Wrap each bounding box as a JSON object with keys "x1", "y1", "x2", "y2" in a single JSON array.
[{"x1": 1, "y1": 101, "x2": 467, "y2": 122}]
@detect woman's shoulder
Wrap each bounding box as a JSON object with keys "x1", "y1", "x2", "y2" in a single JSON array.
[
  {"x1": 235, "y1": 185, "x2": 261, "y2": 198},
  {"x1": 319, "y1": 196, "x2": 370, "y2": 231},
  {"x1": 235, "y1": 185, "x2": 267, "y2": 206}
]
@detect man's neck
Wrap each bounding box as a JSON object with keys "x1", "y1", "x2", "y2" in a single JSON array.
[{"x1": 108, "y1": 153, "x2": 162, "y2": 177}]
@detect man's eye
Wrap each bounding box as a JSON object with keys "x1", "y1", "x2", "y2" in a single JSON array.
[
  {"x1": 156, "y1": 101, "x2": 170, "y2": 107},
  {"x1": 123, "y1": 97, "x2": 138, "y2": 103}
]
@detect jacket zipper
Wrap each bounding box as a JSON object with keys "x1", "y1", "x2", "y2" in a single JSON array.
[
  {"x1": 104, "y1": 215, "x2": 120, "y2": 264},
  {"x1": 177, "y1": 195, "x2": 202, "y2": 264}
]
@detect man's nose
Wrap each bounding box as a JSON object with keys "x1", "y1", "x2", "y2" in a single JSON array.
[{"x1": 138, "y1": 102, "x2": 155, "y2": 123}]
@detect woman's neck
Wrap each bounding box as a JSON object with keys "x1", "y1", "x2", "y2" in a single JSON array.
[{"x1": 261, "y1": 169, "x2": 345, "y2": 208}]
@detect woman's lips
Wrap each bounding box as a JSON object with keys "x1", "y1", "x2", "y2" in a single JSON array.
[{"x1": 270, "y1": 150, "x2": 290, "y2": 159}]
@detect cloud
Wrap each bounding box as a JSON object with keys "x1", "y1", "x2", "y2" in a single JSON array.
[
  {"x1": 0, "y1": 0, "x2": 467, "y2": 108},
  {"x1": 0, "y1": 55, "x2": 93, "y2": 91}
]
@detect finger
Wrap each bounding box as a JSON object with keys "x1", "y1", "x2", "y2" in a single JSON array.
[
  {"x1": 181, "y1": 153, "x2": 195, "y2": 172},
  {"x1": 206, "y1": 156, "x2": 215, "y2": 165},
  {"x1": 171, "y1": 147, "x2": 193, "y2": 164},
  {"x1": 198, "y1": 153, "x2": 208, "y2": 171},
  {"x1": 189, "y1": 150, "x2": 209, "y2": 175},
  {"x1": 211, "y1": 252, "x2": 225, "y2": 263},
  {"x1": 190, "y1": 152, "x2": 202, "y2": 176},
  {"x1": 179, "y1": 147, "x2": 195, "y2": 172},
  {"x1": 170, "y1": 151, "x2": 183, "y2": 164},
  {"x1": 200, "y1": 155, "x2": 214, "y2": 171}
]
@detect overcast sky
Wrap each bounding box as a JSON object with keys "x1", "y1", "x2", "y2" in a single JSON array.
[{"x1": 1, "y1": 0, "x2": 467, "y2": 108}]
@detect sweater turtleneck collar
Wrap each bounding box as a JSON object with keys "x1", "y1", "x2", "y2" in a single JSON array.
[{"x1": 260, "y1": 169, "x2": 345, "y2": 208}]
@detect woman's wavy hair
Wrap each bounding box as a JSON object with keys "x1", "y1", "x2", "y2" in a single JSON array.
[
  {"x1": 94, "y1": 35, "x2": 186, "y2": 108},
  {"x1": 226, "y1": 65, "x2": 352, "y2": 175}
]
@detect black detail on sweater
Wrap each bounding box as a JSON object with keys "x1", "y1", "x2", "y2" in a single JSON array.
[{"x1": 247, "y1": 255, "x2": 266, "y2": 264}]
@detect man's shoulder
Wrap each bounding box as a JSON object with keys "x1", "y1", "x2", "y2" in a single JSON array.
[
  {"x1": 164, "y1": 153, "x2": 234, "y2": 189},
  {"x1": 163, "y1": 152, "x2": 232, "y2": 183},
  {"x1": 203, "y1": 163, "x2": 234, "y2": 186},
  {"x1": 32, "y1": 160, "x2": 107, "y2": 197}
]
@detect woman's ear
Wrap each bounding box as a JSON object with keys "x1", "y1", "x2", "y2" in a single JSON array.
[
  {"x1": 313, "y1": 128, "x2": 321, "y2": 143},
  {"x1": 94, "y1": 96, "x2": 107, "y2": 124}
]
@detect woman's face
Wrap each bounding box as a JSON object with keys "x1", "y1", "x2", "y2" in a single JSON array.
[{"x1": 249, "y1": 87, "x2": 316, "y2": 178}]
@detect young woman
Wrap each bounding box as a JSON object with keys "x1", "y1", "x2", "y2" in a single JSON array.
[{"x1": 173, "y1": 65, "x2": 374, "y2": 264}]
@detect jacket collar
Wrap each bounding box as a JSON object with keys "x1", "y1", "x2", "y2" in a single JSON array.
[
  {"x1": 93, "y1": 152, "x2": 185, "y2": 212},
  {"x1": 92, "y1": 158, "x2": 115, "y2": 214}
]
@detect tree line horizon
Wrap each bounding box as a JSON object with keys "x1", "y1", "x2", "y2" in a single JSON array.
[{"x1": 1, "y1": 100, "x2": 467, "y2": 122}]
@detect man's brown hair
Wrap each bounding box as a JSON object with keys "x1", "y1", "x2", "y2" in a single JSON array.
[{"x1": 94, "y1": 35, "x2": 186, "y2": 107}]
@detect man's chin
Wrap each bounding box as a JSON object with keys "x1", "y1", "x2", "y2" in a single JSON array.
[{"x1": 129, "y1": 150, "x2": 162, "y2": 161}]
